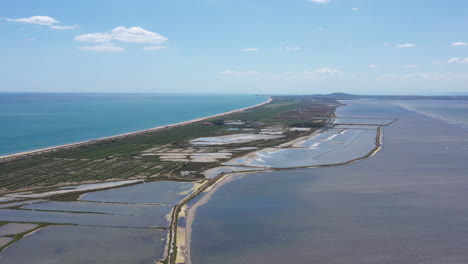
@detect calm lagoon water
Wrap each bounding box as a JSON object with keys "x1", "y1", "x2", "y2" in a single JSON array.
[
  {"x1": 191, "y1": 99, "x2": 468, "y2": 264},
  {"x1": 0, "y1": 93, "x2": 267, "y2": 156},
  {"x1": 80, "y1": 180, "x2": 196, "y2": 205},
  {"x1": 393, "y1": 99, "x2": 468, "y2": 129},
  {"x1": 23, "y1": 201, "x2": 171, "y2": 217},
  {"x1": 0, "y1": 225, "x2": 167, "y2": 264},
  {"x1": 0, "y1": 208, "x2": 168, "y2": 228}
]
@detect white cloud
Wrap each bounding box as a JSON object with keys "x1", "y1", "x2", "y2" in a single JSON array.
[
  {"x1": 111, "y1": 26, "x2": 167, "y2": 44},
  {"x1": 352, "y1": 8, "x2": 360, "y2": 11},
  {"x1": 241, "y1": 48, "x2": 259, "y2": 52},
  {"x1": 50, "y1": 25, "x2": 78, "y2": 30},
  {"x1": 285, "y1": 46, "x2": 302, "y2": 51},
  {"x1": 448, "y1": 57, "x2": 468, "y2": 64},
  {"x1": 78, "y1": 43, "x2": 124, "y2": 52},
  {"x1": 75, "y1": 32, "x2": 113, "y2": 42},
  {"x1": 395, "y1": 43, "x2": 416, "y2": 48},
  {"x1": 144, "y1": 46, "x2": 167, "y2": 51},
  {"x1": 307, "y1": 0, "x2": 332, "y2": 3},
  {"x1": 304, "y1": 67, "x2": 343, "y2": 77},
  {"x1": 403, "y1": 65, "x2": 420, "y2": 68},
  {"x1": 5, "y1": 15, "x2": 77, "y2": 30},
  {"x1": 450, "y1": 42, "x2": 468, "y2": 47},
  {"x1": 6, "y1": 15, "x2": 59, "y2": 26},
  {"x1": 75, "y1": 26, "x2": 168, "y2": 44},
  {"x1": 369, "y1": 64, "x2": 378, "y2": 69},
  {"x1": 220, "y1": 70, "x2": 262, "y2": 76}
]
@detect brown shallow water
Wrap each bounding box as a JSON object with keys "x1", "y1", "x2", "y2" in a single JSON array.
[{"x1": 190, "y1": 100, "x2": 468, "y2": 264}]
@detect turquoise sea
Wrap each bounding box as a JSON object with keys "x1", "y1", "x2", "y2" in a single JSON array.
[{"x1": 0, "y1": 93, "x2": 267, "y2": 156}]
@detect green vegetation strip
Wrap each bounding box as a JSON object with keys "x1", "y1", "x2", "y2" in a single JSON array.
[{"x1": 0, "y1": 97, "x2": 337, "y2": 193}]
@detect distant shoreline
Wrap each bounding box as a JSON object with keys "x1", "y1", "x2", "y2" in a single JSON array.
[{"x1": 0, "y1": 96, "x2": 273, "y2": 162}]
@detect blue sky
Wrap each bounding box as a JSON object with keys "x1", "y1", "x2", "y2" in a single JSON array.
[{"x1": 1, "y1": 0, "x2": 468, "y2": 95}]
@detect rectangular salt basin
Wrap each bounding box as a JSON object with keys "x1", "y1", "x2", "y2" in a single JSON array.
[
  {"x1": 0, "y1": 209, "x2": 168, "y2": 228},
  {"x1": 292, "y1": 129, "x2": 365, "y2": 149},
  {"x1": 0, "y1": 225, "x2": 167, "y2": 264},
  {"x1": 22, "y1": 201, "x2": 172, "y2": 217},
  {"x1": 0, "y1": 223, "x2": 37, "y2": 236},
  {"x1": 79, "y1": 181, "x2": 196, "y2": 205},
  {"x1": 224, "y1": 129, "x2": 377, "y2": 168},
  {"x1": 190, "y1": 134, "x2": 283, "y2": 145},
  {"x1": 0, "y1": 200, "x2": 46, "y2": 209},
  {"x1": 3, "y1": 180, "x2": 143, "y2": 199}
]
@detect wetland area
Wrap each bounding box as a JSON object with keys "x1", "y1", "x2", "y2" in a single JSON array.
[{"x1": 1, "y1": 96, "x2": 467, "y2": 264}]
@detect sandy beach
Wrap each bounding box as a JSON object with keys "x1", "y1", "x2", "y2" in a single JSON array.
[{"x1": 0, "y1": 96, "x2": 272, "y2": 162}]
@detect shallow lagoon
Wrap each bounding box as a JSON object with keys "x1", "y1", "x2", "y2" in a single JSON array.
[
  {"x1": 80, "y1": 181, "x2": 196, "y2": 205},
  {"x1": 224, "y1": 128, "x2": 377, "y2": 168},
  {"x1": 0, "y1": 237, "x2": 12, "y2": 248},
  {"x1": 191, "y1": 100, "x2": 468, "y2": 264},
  {"x1": 0, "y1": 223, "x2": 37, "y2": 236},
  {"x1": 23, "y1": 201, "x2": 171, "y2": 218},
  {"x1": 0, "y1": 208, "x2": 167, "y2": 228},
  {"x1": 0, "y1": 225, "x2": 167, "y2": 264}
]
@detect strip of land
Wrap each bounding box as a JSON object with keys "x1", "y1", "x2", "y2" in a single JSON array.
[
  {"x1": 0, "y1": 97, "x2": 273, "y2": 162},
  {"x1": 0, "y1": 96, "x2": 337, "y2": 194}
]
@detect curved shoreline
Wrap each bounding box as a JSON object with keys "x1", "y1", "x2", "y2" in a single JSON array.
[{"x1": 0, "y1": 96, "x2": 273, "y2": 163}]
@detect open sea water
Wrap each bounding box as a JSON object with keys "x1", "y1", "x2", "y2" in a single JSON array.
[{"x1": 0, "y1": 93, "x2": 267, "y2": 156}]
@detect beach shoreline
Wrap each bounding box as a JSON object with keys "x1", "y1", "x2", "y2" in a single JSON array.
[{"x1": 0, "y1": 96, "x2": 272, "y2": 162}]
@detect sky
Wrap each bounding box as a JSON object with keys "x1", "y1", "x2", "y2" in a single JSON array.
[{"x1": 1, "y1": 0, "x2": 468, "y2": 95}]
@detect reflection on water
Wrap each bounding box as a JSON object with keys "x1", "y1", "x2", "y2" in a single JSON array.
[
  {"x1": 190, "y1": 100, "x2": 468, "y2": 264},
  {"x1": 0, "y1": 225, "x2": 167, "y2": 264}
]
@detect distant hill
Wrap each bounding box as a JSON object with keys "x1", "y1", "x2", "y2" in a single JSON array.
[{"x1": 310, "y1": 93, "x2": 359, "y2": 99}]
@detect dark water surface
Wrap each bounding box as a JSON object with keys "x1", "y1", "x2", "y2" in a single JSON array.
[{"x1": 191, "y1": 100, "x2": 468, "y2": 264}]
